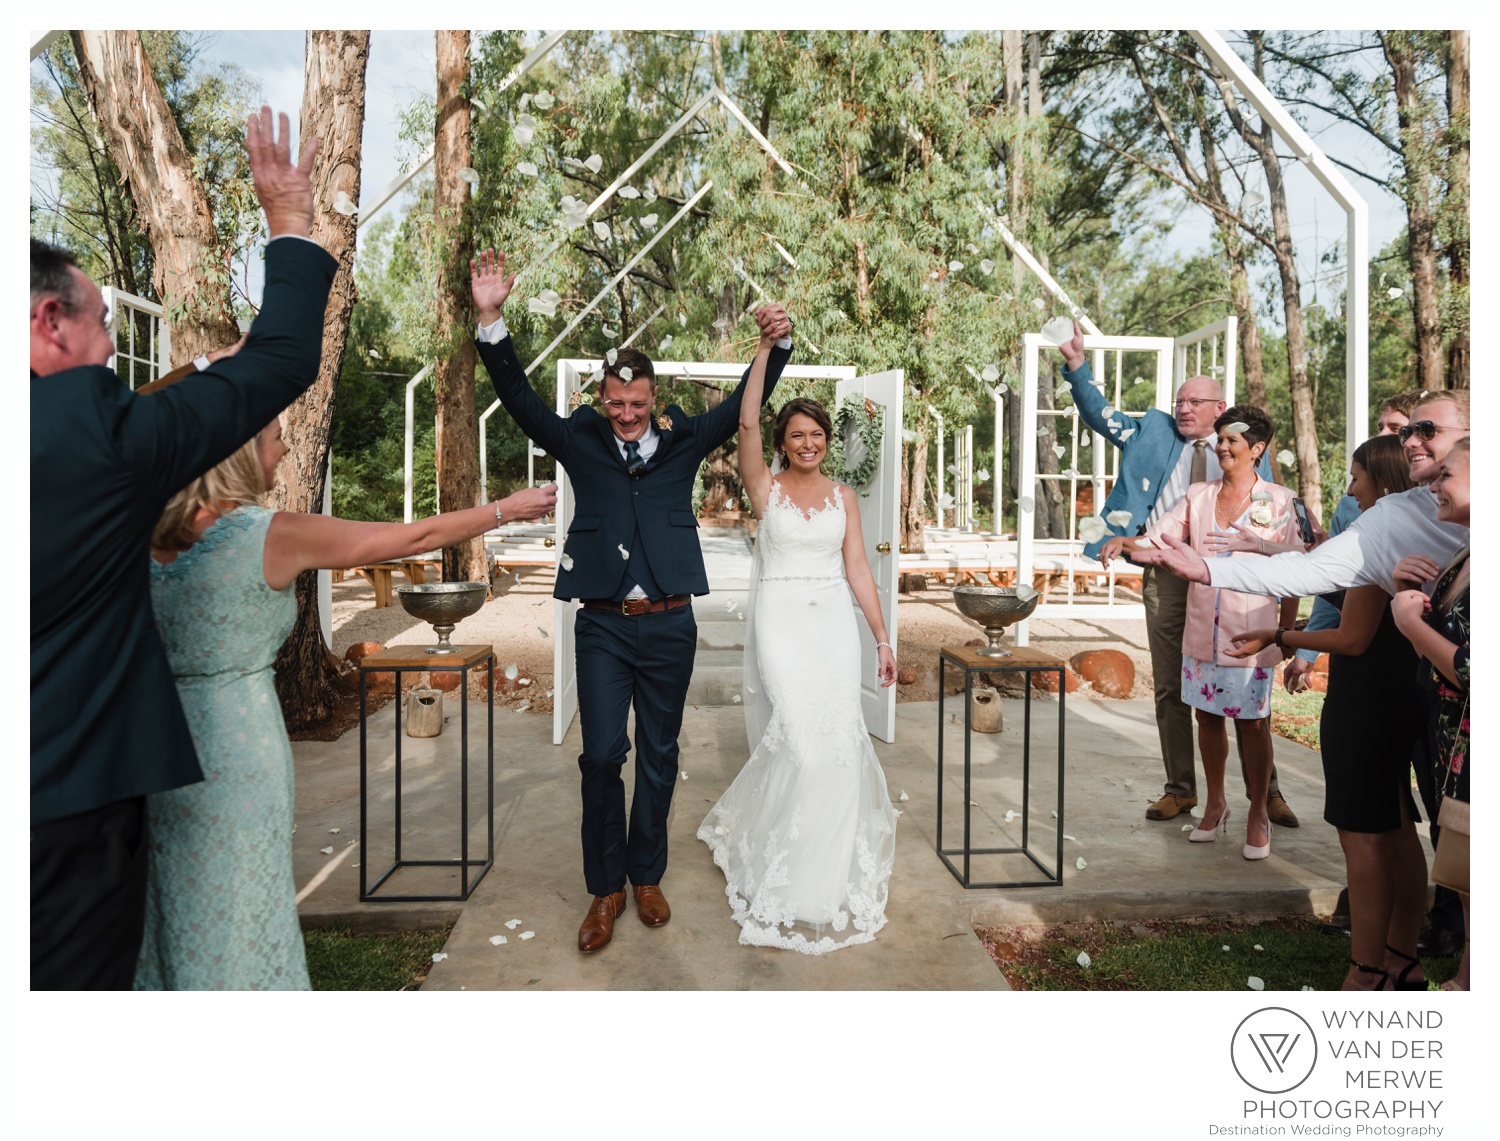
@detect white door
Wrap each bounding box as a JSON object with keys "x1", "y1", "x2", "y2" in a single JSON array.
[
  {"x1": 551, "y1": 361, "x2": 584, "y2": 745},
  {"x1": 836, "y1": 370, "x2": 903, "y2": 743}
]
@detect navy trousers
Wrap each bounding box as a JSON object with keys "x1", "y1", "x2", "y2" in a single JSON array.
[{"x1": 574, "y1": 604, "x2": 697, "y2": 897}]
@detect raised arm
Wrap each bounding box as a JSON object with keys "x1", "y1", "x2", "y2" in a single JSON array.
[
  {"x1": 470, "y1": 248, "x2": 570, "y2": 459},
  {"x1": 1056, "y1": 322, "x2": 1134, "y2": 442},
  {"x1": 697, "y1": 303, "x2": 794, "y2": 453},
  {"x1": 261, "y1": 483, "x2": 558, "y2": 591},
  {"x1": 839, "y1": 486, "x2": 897, "y2": 687},
  {"x1": 736, "y1": 327, "x2": 778, "y2": 518}
]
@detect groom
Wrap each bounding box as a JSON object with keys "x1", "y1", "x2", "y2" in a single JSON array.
[{"x1": 470, "y1": 249, "x2": 794, "y2": 952}]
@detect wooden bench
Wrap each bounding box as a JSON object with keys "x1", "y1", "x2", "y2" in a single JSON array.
[{"x1": 334, "y1": 558, "x2": 441, "y2": 608}]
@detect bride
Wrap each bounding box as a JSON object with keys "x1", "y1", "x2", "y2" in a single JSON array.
[{"x1": 697, "y1": 326, "x2": 899, "y2": 954}]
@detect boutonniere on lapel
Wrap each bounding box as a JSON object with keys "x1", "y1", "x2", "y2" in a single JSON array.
[
  {"x1": 654, "y1": 412, "x2": 673, "y2": 432},
  {"x1": 1248, "y1": 489, "x2": 1276, "y2": 527},
  {"x1": 570, "y1": 389, "x2": 592, "y2": 409}
]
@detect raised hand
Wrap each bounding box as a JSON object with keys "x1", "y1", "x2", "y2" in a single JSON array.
[
  {"x1": 1393, "y1": 554, "x2": 1441, "y2": 592},
  {"x1": 753, "y1": 303, "x2": 792, "y2": 345},
  {"x1": 1131, "y1": 533, "x2": 1212, "y2": 584},
  {"x1": 1056, "y1": 320, "x2": 1087, "y2": 371},
  {"x1": 499, "y1": 482, "x2": 558, "y2": 523},
  {"x1": 246, "y1": 106, "x2": 317, "y2": 238},
  {"x1": 470, "y1": 248, "x2": 517, "y2": 326}
]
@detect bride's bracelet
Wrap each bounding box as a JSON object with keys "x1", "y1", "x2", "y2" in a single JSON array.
[{"x1": 876, "y1": 641, "x2": 892, "y2": 652}]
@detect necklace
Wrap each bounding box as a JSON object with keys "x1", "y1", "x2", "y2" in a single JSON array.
[{"x1": 1215, "y1": 483, "x2": 1253, "y2": 528}]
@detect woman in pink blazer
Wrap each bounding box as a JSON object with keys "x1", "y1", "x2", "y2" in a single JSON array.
[{"x1": 1102, "y1": 406, "x2": 1301, "y2": 860}]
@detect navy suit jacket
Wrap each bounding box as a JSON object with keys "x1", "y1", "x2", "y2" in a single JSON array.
[
  {"x1": 1061, "y1": 360, "x2": 1272, "y2": 561},
  {"x1": 30, "y1": 238, "x2": 338, "y2": 824},
  {"x1": 478, "y1": 333, "x2": 790, "y2": 601}
]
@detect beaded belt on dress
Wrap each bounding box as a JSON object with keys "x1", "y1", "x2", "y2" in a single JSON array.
[{"x1": 760, "y1": 574, "x2": 843, "y2": 582}]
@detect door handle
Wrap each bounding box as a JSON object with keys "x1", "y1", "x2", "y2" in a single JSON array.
[
  {"x1": 876, "y1": 542, "x2": 891, "y2": 554},
  {"x1": 544, "y1": 537, "x2": 556, "y2": 548}
]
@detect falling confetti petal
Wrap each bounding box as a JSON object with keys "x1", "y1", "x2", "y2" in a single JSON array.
[
  {"x1": 504, "y1": 663, "x2": 519, "y2": 681},
  {"x1": 1041, "y1": 316, "x2": 1074, "y2": 346},
  {"x1": 593, "y1": 221, "x2": 611, "y2": 242},
  {"x1": 732, "y1": 694, "x2": 742, "y2": 704},
  {"x1": 519, "y1": 678, "x2": 532, "y2": 687},
  {"x1": 618, "y1": 544, "x2": 630, "y2": 560},
  {"x1": 1052, "y1": 444, "x2": 1067, "y2": 460},
  {"x1": 947, "y1": 463, "x2": 959, "y2": 476},
  {"x1": 976, "y1": 468, "x2": 990, "y2": 483},
  {"x1": 432, "y1": 952, "x2": 448, "y2": 962},
  {"x1": 506, "y1": 919, "x2": 523, "y2": 929},
  {"x1": 901, "y1": 429, "x2": 918, "y2": 443},
  {"x1": 1005, "y1": 810, "x2": 1018, "y2": 822},
  {"x1": 602, "y1": 325, "x2": 618, "y2": 339},
  {"x1": 659, "y1": 335, "x2": 673, "y2": 351},
  {"x1": 320, "y1": 846, "x2": 334, "y2": 855},
  {"x1": 559, "y1": 553, "x2": 574, "y2": 571},
  {"x1": 1302, "y1": 985, "x2": 1314, "y2": 991},
  {"x1": 605, "y1": 348, "x2": 618, "y2": 367},
  {"x1": 1133, "y1": 375, "x2": 1147, "y2": 386},
  {"x1": 1018, "y1": 495, "x2": 1035, "y2": 512},
  {"x1": 617, "y1": 185, "x2": 640, "y2": 199},
  {"x1": 520, "y1": 931, "x2": 535, "y2": 940},
  {"x1": 1063, "y1": 834, "x2": 1078, "y2": 842},
  {"x1": 1076, "y1": 857, "x2": 1087, "y2": 870},
  {"x1": 328, "y1": 827, "x2": 341, "y2": 834},
  {"x1": 1077, "y1": 951, "x2": 1092, "y2": 968},
  {"x1": 1106, "y1": 509, "x2": 1133, "y2": 528},
  {"x1": 1032, "y1": 298, "x2": 1046, "y2": 310},
  {"x1": 1101, "y1": 404, "x2": 1117, "y2": 419},
  {"x1": 368, "y1": 348, "x2": 381, "y2": 359},
  {"x1": 458, "y1": 167, "x2": 480, "y2": 186},
  {"x1": 981, "y1": 364, "x2": 1001, "y2": 383},
  {"x1": 583, "y1": 154, "x2": 603, "y2": 174},
  {"x1": 490, "y1": 935, "x2": 508, "y2": 945},
  {"x1": 1254, "y1": 944, "x2": 1264, "y2": 951},
  {"x1": 1190, "y1": 805, "x2": 1206, "y2": 819},
  {"x1": 1118, "y1": 428, "x2": 1136, "y2": 441},
  {"x1": 1184, "y1": 824, "x2": 1195, "y2": 832},
  {"x1": 1223, "y1": 421, "x2": 1250, "y2": 435},
  {"x1": 1386, "y1": 287, "x2": 1403, "y2": 299},
  {"x1": 898, "y1": 790, "x2": 909, "y2": 802},
  {"x1": 618, "y1": 366, "x2": 633, "y2": 381},
  {"x1": 1222, "y1": 945, "x2": 1231, "y2": 951},
  {"x1": 531, "y1": 90, "x2": 554, "y2": 110},
  {"x1": 1248, "y1": 977, "x2": 1265, "y2": 991},
  {"x1": 1141, "y1": 478, "x2": 1151, "y2": 492},
  {"x1": 332, "y1": 190, "x2": 358, "y2": 216},
  {"x1": 513, "y1": 114, "x2": 536, "y2": 147},
  {"x1": 1277, "y1": 449, "x2": 1296, "y2": 466},
  {"x1": 948, "y1": 260, "x2": 964, "y2": 272},
  {"x1": 980, "y1": 259, "x2": 995, "y2": 275},
  {"x1": 641, "y1": 213, "x2": 659, "y2": 231}
]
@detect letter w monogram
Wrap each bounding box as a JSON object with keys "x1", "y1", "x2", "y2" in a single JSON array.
[{"x1": 1248, "y1": 1032, "x2": 1300, "y2": 1073}]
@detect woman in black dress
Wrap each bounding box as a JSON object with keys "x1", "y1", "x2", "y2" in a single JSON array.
[{"x1": 1231, "y1": 436, "x2": 1427, "y2": 991}]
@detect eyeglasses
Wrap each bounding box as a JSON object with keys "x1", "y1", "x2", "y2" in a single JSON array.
[
  {"x1": 1173, "y1": 398, "x2": 1219, "y2": 409},
  {"x1": 1397, "y1": 420, "x2": 1464, "y2": 444}
]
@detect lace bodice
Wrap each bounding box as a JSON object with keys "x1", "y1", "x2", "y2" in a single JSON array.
[
  {"x1": 149, "y1": 506, "x2": 295, "y2": 678},
  {"x1": 757, "y1": 479, "x2": 847, "y2": 581}
]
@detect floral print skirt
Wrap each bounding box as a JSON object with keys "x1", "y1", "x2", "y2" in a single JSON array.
[{"x1": 1182, "y1": 655, "x2": 1273, "y2": 720}]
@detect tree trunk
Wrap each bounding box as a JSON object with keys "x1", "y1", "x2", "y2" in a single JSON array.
[
  {"x1": 1002, "y1": 31, "x2": 1025, "y2": 291},
  {"x1": 1445, "y1": 29, "x2": 1469, "y2": 390},
  {"x1": 432, "y1": 32, "x2": 489, "y2": 588},
  {"x1": 902, "y1": 406, "x2": 930, "y2": 555},
  {"x1": 70, "y1": 30, "x2": 238, "y2": 365},
  {"x1": 269, "y1": 30, "x2": 370, "y2": 731},
  {"x1": 1384, "y1": 34, "x2": 1445, "y2": 391}
]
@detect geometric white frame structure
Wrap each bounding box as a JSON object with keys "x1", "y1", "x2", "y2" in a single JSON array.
[
  {"x1": 1190, "y1": 30, "x2": 1369, "y2": 460},
  {"x1": 99, "y1": 286, "x2": 169, "y2": 388},
  {"x1": 547, "y1": 355, "x2": 862, "y2": 745},
  {"x1": 1174, "y1": 315, "x2": 1237, "y2": 404}
]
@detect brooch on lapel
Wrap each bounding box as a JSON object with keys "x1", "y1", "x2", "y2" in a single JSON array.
[{"x1": 654, "y1": 412, "x2": 673, "y2": 432}]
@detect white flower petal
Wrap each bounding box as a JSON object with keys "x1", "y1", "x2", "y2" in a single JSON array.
[
  {"x1": 658, "y1": 335, "x2": 673, "y2": 351},
  {"x1": 948, "y1": 260, "x2": 964, "y2": 272},
  {"x1": 1141, "y1": 477, "x2": 1151, "y2": 492},
  {"x1": 320, "y1": 846, "x2": 334, "y2": 855},
  {"x1": 618, "y1": 185, "x2": 640, "y2": 199},
  {"x1": 517, "y1": 161, "x2": 538, "y2": 178},
  {"x1": 490, "y1": 935, "x2": 508, "y2": 945},
  {"x1": 898, "y1": 790, "x2": 909, "y2": 802},
  {"x1": 1075, "y1": 856, "x2": 1087, "y2": 870},
  {"x1": 1117, "y1": 427, "x2": 1135, "y2": 441},
  {"x1": 1078, "y1": 511, "x2": 1107, "y2": 540},
  {"x1": 1278, "y1": 449, "x2": 1296, "y2": 466},
  {"x1": 618, "y1": 366, "x2": 632, "y2": 381},
  {"x1": 641, "y1": 213, "x2": 659, "y2": 231},
  {"x1": 606, "y1": 348, "x2": 618, "y2": 366},
  {"x1": 583, "y1": 153, "x2": 603, "y2": 174},
  {"x1": 1101, "y1": 404, "x2": 1117, "y2": 419},
  {"x1": 559, "y1": 553, "x2": 574, "y2": 571},
  {"x1": 1052, "y1": 444, "x2": 1067, "y2": 459},
  {"x1": 1222, "y1": 944, "x2": 1231, "y2": 951},
  {"x1": 519, "y1": 931, "x2": 535, "y2": 940},
  {"x1": 901, "y1": 429, "x2": 918, "y2": 443},
  {"x1": 505, "y1": 918, "x2": 523, "y2": 929},
  {"x1": 1223, "y1": 421, "x2": 1250, "y2": 435},
  {"x1": 593, "y1": 220, "x2": 611, "y2": 241},
  {"x1": 332, "y1": 190, "x2": 358, "y2": 216},
  {"x1": 1254, "y1": 944, "x2": 1264, "y2": 951},
  {"x1": 1005, "y1": 810, "x2": 1018, "y2": 822},
  {"x1": 981, "y1": 364, "x2": 1000, "y2": 383},
  {"x1": 1032, "y1": 298, "x2": 1046, "y2": 310},
  {"x1": 1387, "y1": 287, "x2": 1404, "y2": 299},
  {"x1": 532, "y1": 90, "x2": 554, "y2": 110},
  {"x1": 1018, "y1": 495, "x2": 1035, "y2": 512},
  {"x1": 1190, "y1": 805, "x2": 1206, "y2": 819},
  {"x1": 976, "y1": 468, "x2": 990, "y2": 482},
  {"x1": 601, "y1": 325, "x2": 618, "y2": 339},
  {"x1": 457, "y1": 166, "x2": 480, "y2": 186},
  {"x1": 1076, "y1": 951, "x2": 1092, "y2": 968},
  {"x1": 1248, "y1": 976, "x2": 1265, "y2": 991},
  {"x1": 980, "y1": 259, "x2": 995, "y2": 275},
  {"x1": 1063, "y1": 834, "x2": 1078, "y2": 842},
  {"x1": 618, "y1": 544, "x2": 630, "y2": 560},
  {"x1": 1184, "y1": 824, "x2": 1196, "y2": 832},
  {"x1": 367, "y1": 348, "x2": 381, "y2": 359},
  {"x1": 1106, "y1": 509, "x2": 1133, "y2": 528},
  {"x1": 1302, "y1": 985, "x2": 1315, "y2": 991},
  {"x1": 504, "y1": 663, "x2": 519, "y2": 680},
  {"x1": 513, "y1": 124, "x2": 534, "y2": 147},
  {"x1": 1133, "y1": 375, "x2": 1147, "y2": 385},
  {"x1": 432, "y1": 952, "x2": 448, "y2": 962}
]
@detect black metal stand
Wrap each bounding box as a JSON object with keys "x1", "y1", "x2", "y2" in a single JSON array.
[
  {"x1": 358, "y1": 647, "x2": 495, "y2": 902},
  {"x1": 936, "y1": 644, "x2": 1066, "y2": 889}
]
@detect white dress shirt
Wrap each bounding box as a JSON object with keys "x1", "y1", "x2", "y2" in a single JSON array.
[
  {"x1": 1207, "y1": 485, "x2": 1468, "y2": 597},
  {"x1": 1146, "y1": 433, "x2": 1222, "y2": 528}
]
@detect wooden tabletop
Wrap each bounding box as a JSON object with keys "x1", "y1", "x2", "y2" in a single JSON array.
[
  {"x1": 358, "y1": 644, "x2": 494, "y2": 670},
  {"x1": 940, "y1": 643, "x2": 1064, "y2": 671}
]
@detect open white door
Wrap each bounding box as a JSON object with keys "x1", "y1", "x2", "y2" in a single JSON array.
[
  {"x1": 551, "y1": 361, "x2": 583, "y2": 745},
  {"x1": 835, "y1": 370, "x2": 903, "y2": 743}
]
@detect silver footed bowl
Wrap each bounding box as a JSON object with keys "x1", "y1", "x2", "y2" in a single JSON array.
[
  {"x1": 394, "y1": 581, "x2": 489, "y2": 654},
  {"x1": 951, "y1": 585, "x2": 1040, "y2": 658}
]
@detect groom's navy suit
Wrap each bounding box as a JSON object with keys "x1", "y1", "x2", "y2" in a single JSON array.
[{"x1": 478, "y1": 329, "x2": 790, "y2": 896}]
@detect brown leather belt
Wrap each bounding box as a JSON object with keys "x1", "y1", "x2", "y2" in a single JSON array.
[{"x1": 581, "y1": 595, "x2": 692, "y2": 616}]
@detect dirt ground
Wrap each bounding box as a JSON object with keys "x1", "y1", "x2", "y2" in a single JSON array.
[{"x1": 329, "y1": 562, "x2": 1158, "y2": 716}]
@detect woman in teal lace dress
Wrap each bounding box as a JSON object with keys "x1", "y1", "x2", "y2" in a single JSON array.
[{"x1": 135, "y1": 409, "x2": 557, "y2": 990}]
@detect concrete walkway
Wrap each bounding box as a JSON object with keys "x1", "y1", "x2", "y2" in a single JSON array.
[{"x1": 292, "y1": 681, "x2": 1348, "y2": 990}]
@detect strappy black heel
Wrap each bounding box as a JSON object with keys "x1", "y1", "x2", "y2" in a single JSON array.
[
  {"x1": 1386, "y1": 945, "x2": 1427, "y2": 991},
  {"x1": 1349, "y1": 959, "x2": 1390, "y2": 990}
]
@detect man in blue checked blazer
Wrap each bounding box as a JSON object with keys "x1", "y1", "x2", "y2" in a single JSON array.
[
  {"x1": 470, "y1": 248, "x2": 793, "y2": 953},
  {"x1": 1053, "y1": 323, "x2": 1296, "y2": 829}
]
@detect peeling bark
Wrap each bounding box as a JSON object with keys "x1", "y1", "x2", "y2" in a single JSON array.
[{"x1": 1444, "y1": 30, "x2": 1469, "y2": 390}]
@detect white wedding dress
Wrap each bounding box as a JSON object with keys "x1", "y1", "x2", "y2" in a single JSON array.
[{"x1": 697, "y1": 479, "x2": 898, "y2": 954}]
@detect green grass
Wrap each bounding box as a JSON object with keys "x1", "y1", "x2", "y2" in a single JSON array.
[
  {"x1": 1270, "y1": 687, "x2": 1325, "y2": 750},
  {"x1": 978, "y1": 918, "x2": 1460, "y2": 991},
  {"x1": 303, "y1": 925, "x2": 453, "y2": 991}
]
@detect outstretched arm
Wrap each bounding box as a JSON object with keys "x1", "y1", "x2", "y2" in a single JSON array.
[
  {"x1": 839, "y1": 486, "x2": 897, "y2": 687},
  {"x1": 262, "y1": 483, "x2": 558, "y2": 591},
  {"x1": 1229, "y1": 584, "x2": 1385, "y2": 660},
  {"x1": 697, "y1": 304, "x2": 793, "y2": 452},
  {"x1": 1056, "y1": 321, "x2": 1135, "y2": 443},
  {"x1": 736, "y1": 323, "x2": 779, "y2": 519},
  {"x1": 470, "y1": 248, "x2": 570, "y2": 459}
]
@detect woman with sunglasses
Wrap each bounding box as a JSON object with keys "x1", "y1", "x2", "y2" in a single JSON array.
[{"x1": 1231, "y1": 436, "x2": 1427, "y2": 990}]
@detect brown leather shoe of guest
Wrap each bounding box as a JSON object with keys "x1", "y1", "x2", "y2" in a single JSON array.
[
  {"x1": 1267, "y1": 792, "x2": 1301, "y2": 828},
  {"x1": 577, "y1": 890, "x2": 627, "y2": 953},
  {"x1": 633, "y1": 884, "x2": 671, "y2": 927},
  {"x1": 1145, "y1": 793, "x2": 1198, "y2": 821}
]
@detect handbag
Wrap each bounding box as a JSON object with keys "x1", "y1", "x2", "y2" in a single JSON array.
[{"x1": 1429, "y1": 693, "x2": 1470, "y2": 894}]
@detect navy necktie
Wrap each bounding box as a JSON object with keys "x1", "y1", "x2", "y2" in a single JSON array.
[{"x1": 624, "y1": 439, "x2": 645, "y2": 476}]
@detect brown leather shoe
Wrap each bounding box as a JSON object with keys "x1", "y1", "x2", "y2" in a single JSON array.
[
  {"x1": 1146, "y1": 793, "x2": 1198, "y2": 821},
  {"x1": 577, "y1": 890, "x2": 627, "y2": 953},
  {"x1": 1267, "y1": 792, "x2": 1301, "y2": 828},
  {"x1": 633, "y1": 884, "x2": 671, "y2": 927}
]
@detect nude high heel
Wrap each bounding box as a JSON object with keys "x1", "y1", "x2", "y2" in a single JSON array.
[
  {"x1": 1242, "y1": 821, "x2": 1274, "y2": 860},
  {"x1": 1189, "y1": 806, "x2": 1231, "y2": 843}
]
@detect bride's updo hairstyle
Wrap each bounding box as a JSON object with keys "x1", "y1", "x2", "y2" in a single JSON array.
[{"x1": 771, "y1": 398, "x2": 832, "y2": 469}]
